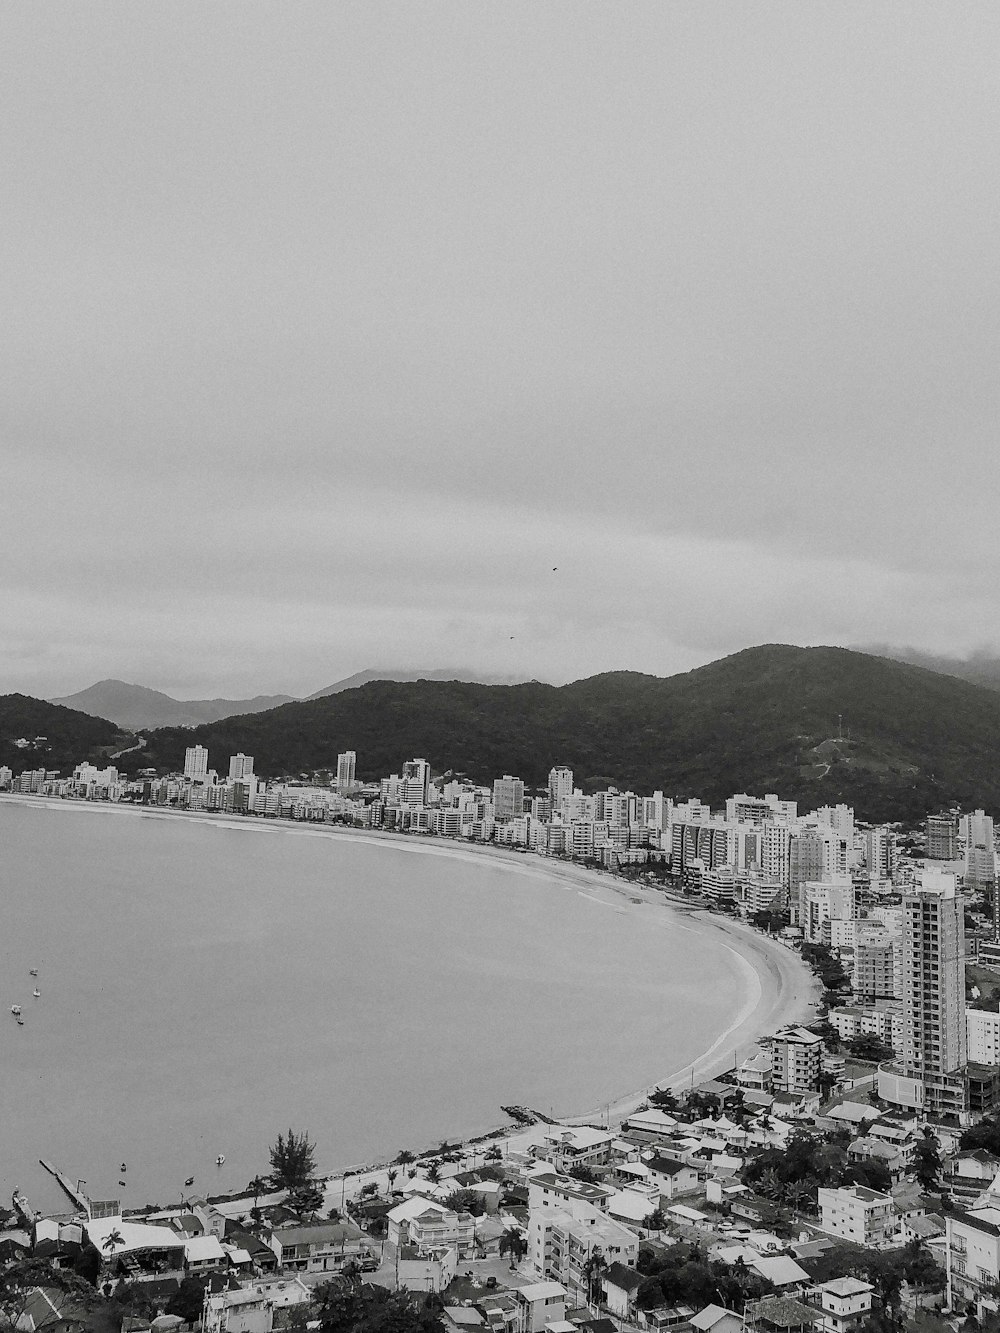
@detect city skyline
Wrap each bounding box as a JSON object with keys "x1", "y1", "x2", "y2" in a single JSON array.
[{"x1": 4, "y1": 4, "x2": 1000, "y2": 699}]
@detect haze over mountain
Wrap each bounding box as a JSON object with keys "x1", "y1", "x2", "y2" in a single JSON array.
[
  {"x1": 859, "y1": 645, "x2": 1000, "y2": 693},
  {"x1": 128, "y1": 645, "x2": 1000, "y2": 823},
  {"x1": 306, "y1": 668, "x2": 541, "y2": 700},
  {"x1": 48, "y1": 680, "x2": 295, "y2": 731}
]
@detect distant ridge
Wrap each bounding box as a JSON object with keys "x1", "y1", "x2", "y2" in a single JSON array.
[
  {"x1": 0, "y1": 694, "x2": 120, "y2": 771},
  {"x1": 306, "y1": 667, "x2": 541, "y2": 699},
  {"x1": 49, "y1": 679, "x2": 295, "y2": 730},
  {"x1": 128, "y1": 644, "x2": 1000, "y2": 822},
  {"x1": 859, "y1": 643, "x2": 1000, "y2": 692}
]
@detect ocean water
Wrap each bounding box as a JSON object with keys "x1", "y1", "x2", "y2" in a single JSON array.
[{"x1": 0, "y1": 801, "x2": 746, "y2": 1213}]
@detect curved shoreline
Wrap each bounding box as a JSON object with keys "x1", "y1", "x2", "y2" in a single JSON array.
[{"x1": 1, "y1": 794, "x2": 819, "y2": 1174}]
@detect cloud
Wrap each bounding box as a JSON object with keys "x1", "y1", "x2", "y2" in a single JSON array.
[{"x1": 3, "y1": 3, "x2": 999, "y2": 695}]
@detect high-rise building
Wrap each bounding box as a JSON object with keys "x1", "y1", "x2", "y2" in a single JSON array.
[
  {"x1": 926, "y1": 813, "x2": 958, "y2": 861},
  {"x1": 229, "y1": 752, "x2": 254, "y2": 781},
  {"x1": 336, "y1": 751, "x2": 357, "y2": 791},
  {"x1": 184, "y1": 744, "x2": 209, "y2": 782},
  {"x1": 879, "y1": 867, "x2": 968, "y2": 1117},
  {"x1": 864, "y1": 826, "x2": 893, "y2": 881},
  {"x1": 401, "y1": 758, "x2": 431, "y2": 807},
  {"x1": 493, "y1": 774, "x2": 525, "y2": 823},
  {"x1": 547, "y1": 766, "x2": 573, "y2": 809},
  {"x1": 964, "y1": 809, "x2": 996, "y2": 890}
]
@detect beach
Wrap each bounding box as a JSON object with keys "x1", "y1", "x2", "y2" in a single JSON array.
[{"x1": 0, "y1": 793, "x2": 818, "y2": 1210}]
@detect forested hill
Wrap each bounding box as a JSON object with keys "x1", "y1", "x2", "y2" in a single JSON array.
[
  {"x1": 126, "y1": 645, "x2": 1000, "y2": 822},
  {"x1": 0, "y1": 695, "x2": 121, "y2": 772}
]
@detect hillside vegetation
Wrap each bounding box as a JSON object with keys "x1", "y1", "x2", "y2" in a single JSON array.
[
  {"x1": 125, "y1": 645, "x2": 1000, "y2": 822},
  {"x1": 0, "y1": 695, "x2": 122, "y2": 773}
]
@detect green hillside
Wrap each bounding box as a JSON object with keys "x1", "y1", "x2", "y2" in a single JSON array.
[
  {"x1": 0, "y1": 695, "x2": 122, "y2": 773},
  {"x1": 125, "y1": 645, "x2": 1000, "y2": 822}
]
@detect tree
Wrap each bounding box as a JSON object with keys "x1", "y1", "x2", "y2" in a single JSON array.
[
  {"x1": 426, "y1": 1161, "x2": 441, "y2": 1183},
  {"x1": 72, "y1": 1243, "x2": 102, "y2": 1287},
  {"x1": 0, "y1": 1260, "x2": 100, "y2": 1333},
  {"x1": 912, "y1": 1129, "x2": 942, "y2": 1191},
  {"x1": 387, "y1": 1169, "x2": 398, "y2": 1194},
  {"x1": 102, "y1": 1229, "x2": 126, "y2": 1273},
  {"x1": 485, "y1": 1144, "x2": 503, "y2": 1161},
  {"x1": 642, "y1": 1209, "x2": 668, "y2": 1231},
  {"x1": 444, "y1": 1189, "x2": 485, "y2": 1217},
  {"x1": 166, "y1": 1275, "x2": 207, "y2": 1326},
  {"x1": 960, "y1": 1116, "x2": 1000, "y2": 1156},
  {"x1": 845, "y1": 1034, "x2": 894, "y2": 1064},
  {"x1": 395, "y1": 1149, "x2": 416, "y2": 1177},
  {"x1": 288, "y1": 1183, "x2": 325, "y2": 1217},
  {"x1": 583, "y1": 1248, "x2": 609, "y2": 1308},
  {"x1": 568, "y1": 1164, "x2": 599, "y2": 1184},
  {"x1": 499, "y1": 1227, "x2": 527, "y2": 1271},
  {"x1": 269, "y1": 1129, "x2": 318, "y2": 1192}
]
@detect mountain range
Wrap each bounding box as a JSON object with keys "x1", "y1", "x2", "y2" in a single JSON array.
[
  {"x1": 10, "y1": 644, "x2": 1000, "y2": 823},
  {"x1": 48, "y1": 680, "x2": 296, "y2": 730},
  {"x1": 48, "y1": 669, "x2": 536, "y2": 729},
  {"x1": 113, "y1": 644, "x2": 1000, "y2": 822}
]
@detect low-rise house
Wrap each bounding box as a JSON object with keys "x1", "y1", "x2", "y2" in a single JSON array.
[
  {"x1": 744, "y1": 1295, "x2": 818, "y2": 1333},
  {"x1": 816, "y1": 1186, "x2": 896, "y2": 1248},
  {"x1": 689, "y1": 1305, "x2": 743, "y2": 1333},
  {"x1": 810, "y1": 1278, "x2": 873, "y2": 1333},
  {"x1": 527, "y1": 1171, "x2": 613, "y2": 1218},
  {"x1": 184, "y1": 1235, "x2": 227, "y2": 1274},
  {"x1": 645, "y1": 1155, "x2": 699, "y2": 1202},
  {"x1": 386, "y1": 1197, "x2": 475, "y2": 1256},
  {"x1": 267, "y1": 1220, "x2": 364, "y2": 1273},
  {"x1": 623, "y1": 1110, "x2": 680, "y2": 1137},
  {"x1": 84, "y1": 1216, "x2": 187, "y2": 1280},
  {"x1": 750, "y1": 1256, "x2": 809, "y2": 1294},
  {"x1": 202, "y1": 1276, "x2": 312, "y2": 1333},
  {"x1": 602, "y1": 1262, "x2": 644, "y2": 1319},
  {"x1": 847, "y1": 1137, "x2": 909, "y2": 1182},
  {"x1": 606, "y1": 1189, "x2": 658, "y2": 1227},
  {"x1": 515, "y1": 1281, "x2": 567, "y2": 1333},
  {"x1": 396, "y1": 1243, "x2": 458, "y2": 1293},
  {"x1": 535, "y1": 1128, "x2": 616, "y2": 1173}
]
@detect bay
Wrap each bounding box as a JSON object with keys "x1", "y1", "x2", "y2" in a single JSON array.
[{"x1": 0, "y1": 800, "x2": 746, "y2": 1214}]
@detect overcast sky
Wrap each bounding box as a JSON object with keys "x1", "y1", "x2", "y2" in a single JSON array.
[{"x1": 4, "y1": 3, "x2": 999, "y2": 699}]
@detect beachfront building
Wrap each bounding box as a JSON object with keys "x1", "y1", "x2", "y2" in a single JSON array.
[
  {"x1": 266, "y1": 1220, "x2": 365, "y2": 1273},
  {"x1": 386, "y1": 1197, "x2": 476, "y2": 1257},
  {"x1": 184, "y1": 744, "x2": 209, "y2": 782},
  {"x1": 336, "y1": 751, "x2": 357, "y2": 791},
  {"x1": 763, "y1": 1027, "x2": 822, "y2": 1094}
]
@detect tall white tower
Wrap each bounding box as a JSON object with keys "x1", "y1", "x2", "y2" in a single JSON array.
[
  {"x1": 547, "y1": 766, "x2": 573, "y2": 810},
  {"x1": 901, "y1": 868, "x2": 966, "y2": 1079},
  {"x1": 184, "y1": 744, "x2": 209, "y2": 782},
  {"x1": 229, "y1": 752, "x2": 254, "y2": 781},
  {"x1": 336, "y1": 751, "x2": 357, "y2": 791}
]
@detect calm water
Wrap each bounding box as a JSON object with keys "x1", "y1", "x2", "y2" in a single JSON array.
[{"x1": 0, "y1": 800, "x2": 746, "y2": 1213}]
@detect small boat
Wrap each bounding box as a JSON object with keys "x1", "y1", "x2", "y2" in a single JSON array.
[
  {"x1": 29, "y1": 969, "x2": 38, "y2": 977},
  {"x1": 16, "y1": 1018, "x2": 24, "y2": 1026},
  {"x1": 120, "y1": 1163, "x2": 127, "y2": 1173},
  {"x1": 11, "y1": 1006, "x2": 21, "y2": 1016},
  {"x1": 32, "y1": 990, "x2": 40, "y2": 999},
  {"x1": 184, "y1": 1176, "x2": 195, "y2": 1187},
  {"x1": 216, "y1": 1155, "x2": 225, "y2": 1166}
]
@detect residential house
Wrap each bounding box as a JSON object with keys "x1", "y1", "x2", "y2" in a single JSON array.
[
  {"x1": 267, "y1": 1220, "x2": 364, "y2": 1273},
  {"x1": 184, "y1": 1235, "x2": 227, "y2": 1275},
  {"x1": 810, "y1": 1278, "x2": 873, "y2": 1333},
  {"x1": 202, "y1": 1277, "x2": 312, "y2": 1333},
  {"x1": 386, "y1": 1197, "x2": 476, "y2": 1257},
  {"x1": 644, "y1": 1155, "x2": 699, "y2": 1202},
  {"x1": 396, "y1": 1244, "x2": 458, "y2": 1293},
  {"x1": 744, "y1": 1295, "x2": 819, "y2": 1333},
  {"x1": 688, "y1": 1306, "x2": 742, "y2": 1333},
  {"x1": 847, "y1": 1137, "x2": 909, "y2": 1183},
  {"x1": 515, "y1": 1282, "x2": 567, "y2": 1333},
  {"x1": 603, "y1": 1262, "x2": 644, "y2": 1319},
  {"x1": 535, "y1": 1128, "x2": 616, "y2": 1173}
]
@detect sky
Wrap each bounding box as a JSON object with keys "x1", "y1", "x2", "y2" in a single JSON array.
[{"x1": 4, "y1": 3, "x2": 999, "y2": 700}]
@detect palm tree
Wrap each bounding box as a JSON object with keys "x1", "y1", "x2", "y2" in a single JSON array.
[
  {"x1": 102, "y1": 1229, "x2": 125, "y2": 1273},
  {"x1": 387, "y1": 1169, "x2": 398, "y2": 1195},
  {"x1": 583, "y1": 1247, "x2": 608, "y2": 1310},
  {"x1": 396, "y1": 1149, "x2": 415, "y2": 1180},
  {"x1": 499, "y1": 1227, "x2": 527, "y2": 1271},
  {"x1": 426, "y1": 1161, "x2": 441, "y2": 1183},
  {"x1": 486, "y1": 1145, "x2": 503, "y2": 1162}
]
